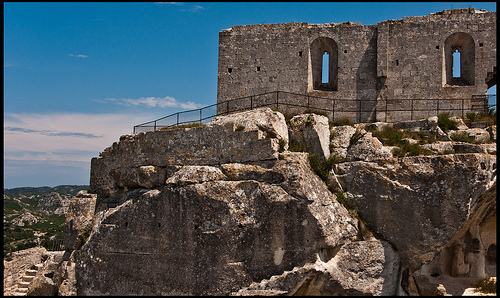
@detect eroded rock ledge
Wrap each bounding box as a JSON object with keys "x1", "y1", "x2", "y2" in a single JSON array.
[{"x1": 76, "y1": 107, "x2": 495, "y2": 295}]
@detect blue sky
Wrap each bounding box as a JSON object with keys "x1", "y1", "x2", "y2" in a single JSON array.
[{"x1": 4, "y1": 2, "x2": 497, "y2": 188}]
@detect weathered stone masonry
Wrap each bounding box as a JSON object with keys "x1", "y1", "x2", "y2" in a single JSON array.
[{"x1": 217, "y1": 9, "x2": 496, "y2": 122}]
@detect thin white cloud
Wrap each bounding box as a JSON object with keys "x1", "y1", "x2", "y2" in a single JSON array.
[
  {"x1": 183, "y1": 5, "x2": 204, "y2": 12},
  {"x1": 155, "y1": 2, "x2": 204, "y2": 12},
  {"x1": 4, "y1": 112, "x2": 154, "y2": 156},
  {"x1": 67, "y1": 54, "x2": 89, "y2": 58},
  {"x1": 155, "y1": 2, "x2": 183, "y2": 5},
  {"x1": 96, "y1": 96, "x2": 204, "y2": 109}
]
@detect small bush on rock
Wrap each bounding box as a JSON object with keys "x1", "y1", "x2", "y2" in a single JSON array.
[{"x1": 437, "y1": 112, "x2": 459, "y2": 133}]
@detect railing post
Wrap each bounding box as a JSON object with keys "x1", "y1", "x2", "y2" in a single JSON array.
[
  {"x1": 436, "y1": 100, "x2": 439, "y2": 117},
  {"x1": 154, "y1": 121, "x2": 157, "y2": 131},
  {"x1": 385, "y1": 99, "x2": 388, "y2": 122},
  {"x1": 227, "y1": 101, "x2": 229, "y2": 115},
  {"x1": 276, "y1": 91, "x2": 279, "y2": 110},
  {"x1": 307, "y1": 96, "x2": 310, "y2": 109},
  {"x1": 411, "y1": 99, "x2": 414, "y2": 120},
  {"x1": 462, "y1": 98, "x2": 465, "y2": 119},
  {"x1": 200, "y1": 109, "x2": 202, "y2": 123},
  {"x1": 332, "y1": 98, "x2": 335, "y2": 121},
  {"x1": 177, "y1": 113, "x2": 179, "y2": 126},
  {"x1": 250, "y1": 96, "x2": 253, "y2": 110}
]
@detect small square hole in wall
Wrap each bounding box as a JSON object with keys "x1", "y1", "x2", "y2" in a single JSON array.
[
  {"x1": 228, "y1": 68, "x2": 232, "y2": 73},
  {"x1": 479, "y1": 42, "x2": 483, "y2": 47},
  {"x1": 396, "y1": 60, "x2": 399, "y2": 66},
  {"x1": 257, "y1": 66, "x2": 261, "y2": 71},
  {"x1": 298, "y1": 51, "x2": 303, "y2": 57},
  {"x1": 436, "y1": 45, "x2": 439, "y2": 49},
  {"x1": 344, "y1": 50, "x2": 347, "y2": 53}
]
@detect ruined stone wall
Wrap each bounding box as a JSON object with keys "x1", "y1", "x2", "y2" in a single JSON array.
[{"x1": 217, "y1": 9, "x2": 496, "y2": 122}]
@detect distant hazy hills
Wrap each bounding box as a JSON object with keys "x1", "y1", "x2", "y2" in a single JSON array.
[{"x1": 3, "y1": 185, "x2": 89, "y2": 257}]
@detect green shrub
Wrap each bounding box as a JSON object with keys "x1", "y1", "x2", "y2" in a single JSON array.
[
  {"x1": 450, "y1": 131, "x2": 478, "y2": 143},
  {"x1": 288, "y1": 139, "x2": 307, "y2": 152},
  {"x1": 235, "y1": 124, "x2": 245, "y2": 131},
  {"x1": 392, "y1": 143, "x2": 434, "y2": 157},
  {"x1": 474, "y1": 278, "x2": 496, "y2": 294},
  {"x1": 278, "y1": 139, "x2": 287, "y2": 153},
  {"x1": 308, "y1": 153, "x2": 343, "y2": 182},
  {"x1": 332, "y1": 117, "x2": 355, "y2": 127},
  {"x1": 437, "y1": 112, "x2": 459, "y2": 133},
  {"x1": 349, "y1": 129, "x2": 366, "y2": 148}
]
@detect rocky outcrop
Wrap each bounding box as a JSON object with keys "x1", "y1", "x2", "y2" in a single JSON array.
[
  {"x1": 208, "y1": 107, "x2": 289, "y2": 148},
  {"x1": 78, "y1": 152, "x2": 359, "y2": 295},
  {"x1": 77, "y1": 110, "x2": 495, "y2": 296},
  {"x1": 288, "y1": 113, "x2": 330, "y2": 159},
  {"x1": 406, "y1": 182, "x2": 497, "y2": 295},
  {"x1": 63, "y1": 190, "x2": 97, "y2": 251},
  {"x1": 333, "y1": 154, "x2": 496, "y2": 270},
  {"x1": 232, "y1": 240, "x2": 401, "y2": 296},
  {"x1": 345, "y1": 131, "x2": 394, "y2": 162}
]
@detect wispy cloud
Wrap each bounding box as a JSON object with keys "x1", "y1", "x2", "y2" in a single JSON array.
[
  {"x1": 4, "y1": 127, "x2": 103, "y2": 138},
  {"x1": 67, "y1": 54, "x2": 89, "y2": 58},
  {"x1": 4, "y1": 112, "x2": 158, "y2": 187},
  {"x1": 155, "y1": 2, "x2": 184, "y2": 6},
  {"x1": 155, "y1": 2, "x2": 204, "y2": 12},
  {"x1": 95, "y1": 96, "x2": 203, "y2": 109}
]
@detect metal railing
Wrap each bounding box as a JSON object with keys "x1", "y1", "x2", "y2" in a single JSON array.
[{"x1": 133, "y1": 91, "x2": 496, "y2": 133}]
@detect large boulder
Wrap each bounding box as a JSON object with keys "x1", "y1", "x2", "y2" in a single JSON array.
[
  {"x1": 346, "y1": 131, "x2": 393, "y2": 162},
  {"x1": 232, "y1": 240, "x2": 401, "y2": 296},
  {"x1": 330, "y1": 125, "x2": 356, "y2": 159},
  {"x1": 333, "y1": 153, "x2": 496, "y2": 270},
  {"x1": 288, "y1": 113, "x2": 330, "y2": 159},
  {"x1": 63, "y1": 190, "x2": 97, "y2": 251},
  {"x1": 405, "y1": 182, "x2": 496, "y2": 296},
  {"x1": 208, "y1": 107, "x2": 289, "y2": 148},
  {"x1": 77, "y1": 152, "x2": 359, "y2": 295}
]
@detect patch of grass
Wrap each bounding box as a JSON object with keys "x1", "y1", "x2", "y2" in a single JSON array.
[
  {"x1": 465, "y1": 108, "x2": 497, "y2": 127},
  {"x1": 349, "y1": 129, "x2": 366, "y2": 148},
  {"x1": 474, "y1": 278, "x2": 496, "y2": 294},
  {"x1": 371, "y1": 126, "x2": 403, "y2": 146},
  {"x1": 332, "y1": 117, "x2": 355, "y2": 127},
  {"x1": 450, "y1": 131, "x2": 479, "y2": 144},
  {"x1": 288, "y1": 139, "x2": 307, "y2": 153},
  {"x1": 437, "y1": 112, "x2": 459, "y2": 133},
  {"x1": 392, "y1": 143, "x2": 434, "y2": 157},
  {"x1": 278, "y1": 139, "x2": 287, "y2": 153},
  {"x1": 308, "y1": 153, "x2": 343, "y2": 182},
  {"x1": 235, "y1": 124, "x2": 245, "y2": 131}
]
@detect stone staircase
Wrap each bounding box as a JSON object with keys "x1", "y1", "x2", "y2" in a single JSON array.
[{"x1": 11, "y1": 263, "x2": 43, "y2": 296}]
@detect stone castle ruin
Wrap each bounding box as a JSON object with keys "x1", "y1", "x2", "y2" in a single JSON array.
[{"x1": 217, "y1": 8, "x2": 496, "y2": 123}]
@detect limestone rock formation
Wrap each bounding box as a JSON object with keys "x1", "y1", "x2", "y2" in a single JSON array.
[
  {"x1": 288, "y1": 113, "x2": 330, "y2": 159},
  {"x1": 77, "y1": 152, "x2": 359, "y2": 295},
  {"x1": 232, "y1": 240, "x2": 401, "y2": 296},
  {"x1": 75, "y1": 109, "x2": 495, "y2": 296},
  {"x1": 208, "y1": 107, "x2": 289, "y2": 148},
  {"x1": 333, "y1": 153, "x2": 496, "y2": 270},
  {"x1": 406, "y1": 182, "x2": 496, "y2": 295},
  {"x1": 63, "y1": 190, "x2": 97, "y2": 251},
  {"x1": 345, "y1": 131, "x2": 394, "y2": 162}
]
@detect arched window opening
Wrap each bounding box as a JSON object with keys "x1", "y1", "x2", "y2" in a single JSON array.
[
  {"x1": 310, "y1": 37, "x2": 338, "y2": 91},
  {"x1": 443, "y1": 32, "x2": 475, "y2": 86},
  {"x1": 452, "y1": 49, "x2": 461, "y2": 78},
  {"x1": 322, "y1": 52, "x2": 329, "y2": 83}
]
